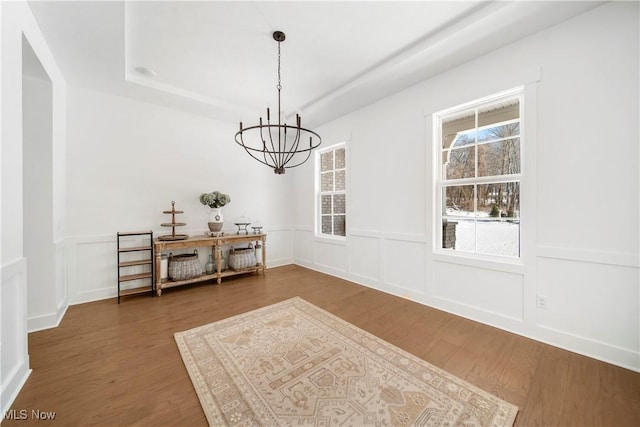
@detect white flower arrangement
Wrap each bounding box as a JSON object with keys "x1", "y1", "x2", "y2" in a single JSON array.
[{"x1": 199, "y1": 191, "x2": 231, "y2": 208}]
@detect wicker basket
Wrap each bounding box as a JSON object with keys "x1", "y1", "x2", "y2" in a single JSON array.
[
  {"x1": 228, "y1": 246, "x2": 256, "y2": 271},
  {"x1": 168, "y1": 250, "x2": 203, "y2": 281}
]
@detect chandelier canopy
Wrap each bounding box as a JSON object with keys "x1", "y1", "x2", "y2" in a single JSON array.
[{"x1": 235, "y1": 31, "x2": 321, "y2": 174}]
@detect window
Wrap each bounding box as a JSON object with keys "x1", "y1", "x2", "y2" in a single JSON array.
[
  {"x1": 316, "y1": 143, "x2": 346, "y2": 238},
  {"x1": 435, "y1": 88, "x2": 523, "y2": 258}
]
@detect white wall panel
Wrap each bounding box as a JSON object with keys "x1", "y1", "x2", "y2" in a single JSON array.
[
  {"x1": 350, "y1": 235, "x2": 380, "y2": 282},
  {"x1": 294, "y1": 228, "x2": 313, "y2": 265},
  {"x1": 0, "y1": 259, "x2": 31, "y2": 416},
  {"x1": 2, "y1": 1, "x2": 25, "y2": 264},
  {"x1": 314, "y1": 241, "x2": 347, "y2": 273},
  {"x1": 26, "y1": 240, "x2": 69, "y2": 333},
  {"x1": 384, "y1": 239, "x2": 426, "y2": 295},
  {"x1": 534, "y1": 3, "x2": 639, "y2": 255},
  {"x1": 537, "y1": 257, "x2": 639, "y2": 356},
  {"x1": 261, "y1": 227, "x2": 292, "y2": 267},
  {"x1": 23, "y1": 71, "x2": 56, "y2": 330},
  {"x1": 433, "y1": 261, "x2": 524, "y2": 321},
  {"x1": 72, "y1": 237, "x2": 116, "y2": 304},
  {"x1": 55, "y1": 240, "x2": 67, "y2": 312}
]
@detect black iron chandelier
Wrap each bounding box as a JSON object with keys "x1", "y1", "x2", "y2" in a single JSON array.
[{"x1": 235, "y1": 31, "x2": 321, "y2": 174}]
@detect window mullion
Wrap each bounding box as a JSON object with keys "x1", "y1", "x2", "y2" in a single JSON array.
[
  {"x1": 474, "y1": 108, "x2": 479, "y2": 181},
  {"x1": 331, "y1": 151, "x2": 335, "y2": 236},
  {"x1": 443, "y1": 174, "x2": 522, "y2": 187},
  {"x1": 474, "y1": 108, "x2": 479, "y2": 255},
  {"x1": 477, "y1": 135, "x2": 520, "y2": 146}
]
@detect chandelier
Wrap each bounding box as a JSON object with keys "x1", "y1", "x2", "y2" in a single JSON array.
[{"x1": 235, "y1": 31, "x2": 321, "y2": 174}]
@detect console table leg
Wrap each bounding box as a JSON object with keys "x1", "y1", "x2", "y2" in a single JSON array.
[
  {"x1": 155, "y1": 250, "x2": 162, "y2": 296},
  {"x1": 216, "y1": 244, "x2": 222, "y2": 284},
  {"x1": 262, "y1": 237, "x2": 267, "y2": 275}
]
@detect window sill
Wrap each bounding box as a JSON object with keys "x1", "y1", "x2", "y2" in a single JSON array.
[
  {"x1": 432, "y1": 250, "x2": 524, "y2": 275},
  {"x1": 314, "y1": 234, "x2": 347, "y2": 246}
]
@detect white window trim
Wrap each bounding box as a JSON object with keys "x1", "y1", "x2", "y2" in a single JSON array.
[
  {"x1": 433, "y1": 86, "x2": 525, "y2": 264},
  {"x1": 315, "y1": 142, "x2": 347, "y2": 242}
]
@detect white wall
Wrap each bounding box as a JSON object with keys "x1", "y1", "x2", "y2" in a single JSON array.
[
  {"x1": 1, "y1": 0, "x2": 67, "y2": 415},
  {"x1": 65, "y1": 86, "x2": 294, "y2": 303},
  {"x1": 293, "y1": 2, "x2": 639, "y2": 371},
  {"x1": 22, "y1": 70, "x2": 58, "y2": 332}
]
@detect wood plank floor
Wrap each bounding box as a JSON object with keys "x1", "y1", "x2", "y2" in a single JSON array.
[{"x1": 4, "y1": 265, "x2": 639, "y2": 426}]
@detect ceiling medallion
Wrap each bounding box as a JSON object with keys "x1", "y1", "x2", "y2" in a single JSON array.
[{"x1": 235, "y1": 31, "x2": 322, "y2": 174}]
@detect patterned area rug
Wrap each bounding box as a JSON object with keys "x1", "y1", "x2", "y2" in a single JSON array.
[{"x1": 175, "y1": 297, "x2": 518, "y2": 426}]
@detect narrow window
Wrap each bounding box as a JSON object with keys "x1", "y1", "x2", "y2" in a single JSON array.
[
  {"x1": 316, "y1": 143, "x2": 346, "y2": 238},
  {"x1": 435, "y1": 88, "x2": 523, "y2": 258}
]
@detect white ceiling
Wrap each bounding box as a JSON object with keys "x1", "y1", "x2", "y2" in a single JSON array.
[{"x1": 27, "y1": 1, "x2": 602, "y2": 127}]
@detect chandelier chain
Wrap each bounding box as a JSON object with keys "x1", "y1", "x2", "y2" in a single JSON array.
[{"x1": 276, "y1": 40, "x2": 282, "y2": 91}]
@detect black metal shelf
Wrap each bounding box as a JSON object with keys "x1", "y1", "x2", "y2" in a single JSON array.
[{"x1": 117, "y1": 231, "x2": 154, "y2": 303}]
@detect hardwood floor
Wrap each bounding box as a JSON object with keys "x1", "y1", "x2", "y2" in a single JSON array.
[{"x1": 4, "y1": 265, "x2": 639, "y2": 426}]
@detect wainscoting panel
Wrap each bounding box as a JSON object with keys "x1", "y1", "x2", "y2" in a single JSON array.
[
  {"x1": 27, "y1": 241, "x2": 69, "y2": 332},
  {"x1": 1, "y1": 258, "x2": 31, "y2": 415},
  {"x1": 294, "y1": 227, "x2": 313, "y2": 265},
  {"x1": 536, "y1": 257, "x2": 639, "y2": 368},
  {"x1": 55, "y1": 240, "x2": 67, "y2": 312},
  {"x1": 383, "y1": 239, "x2": 426, "y2": 295},
  {"x1": 314, "y1": 240, "x2": 347, "y2": 273},
  {"x1": 433, "y1": 260, "x2": 524, "y2": 321},
  {"x1": 349, "y1": 235, "x2": 380, "y2": 283},
  {"x1": 262, "y1": 227, "x2": 293, "y2": 267},
  {"x1": 73, "y1": 236, "x2": 117, "y2": 303}
]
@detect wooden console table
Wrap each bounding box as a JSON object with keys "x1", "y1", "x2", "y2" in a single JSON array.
[{"x1": 153, "y1": 233, "x2": 266, "y2": 296}]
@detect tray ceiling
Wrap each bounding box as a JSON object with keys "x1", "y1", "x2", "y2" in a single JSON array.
[{"x1": 27, "y1": 1, "x2": 601, "y2": 126}]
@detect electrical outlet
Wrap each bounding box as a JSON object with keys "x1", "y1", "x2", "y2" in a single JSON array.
[{"x1": 536, "y1": 295, "x2": 549, "y2": 309}]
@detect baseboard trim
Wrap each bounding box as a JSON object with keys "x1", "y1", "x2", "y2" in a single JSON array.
[
  {"x1": 27, "y1": 299, "x2": 69, "y2": 332},
  {"x1": 0, "y1": 360, "x2": 32, "y2": 416}
]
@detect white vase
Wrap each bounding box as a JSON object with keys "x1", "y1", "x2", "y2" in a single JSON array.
[{"x1": 208, "y1": 208, "x2": 224, "y2": 232}]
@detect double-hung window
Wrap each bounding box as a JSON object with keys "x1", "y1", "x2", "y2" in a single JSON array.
[
  {"x1": 317, "y1": 143, "x2": 346, "y2": 238},
  {"x1": 435, "y1": 88, "x2": 523, "y2": 259}
]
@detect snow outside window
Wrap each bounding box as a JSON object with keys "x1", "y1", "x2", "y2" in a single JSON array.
[
  {"x1": 316, "y1": 143, "x2": 346, "y2": 238},
  {"x1": 435, "y1": 88, "x2": 523, "y2": 258}
]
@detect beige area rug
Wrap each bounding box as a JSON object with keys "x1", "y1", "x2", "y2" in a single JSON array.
[{"x1": 175, "y1": 297, "x2": 518, "y2": 427}]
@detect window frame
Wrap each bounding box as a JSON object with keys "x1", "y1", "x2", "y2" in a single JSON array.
[
  {"x1": 434, "y1": 87, "x2": 524, "y2": 262},
  {"x1": 315, "y1": 142, "x2": 347, "y2": 240}
]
